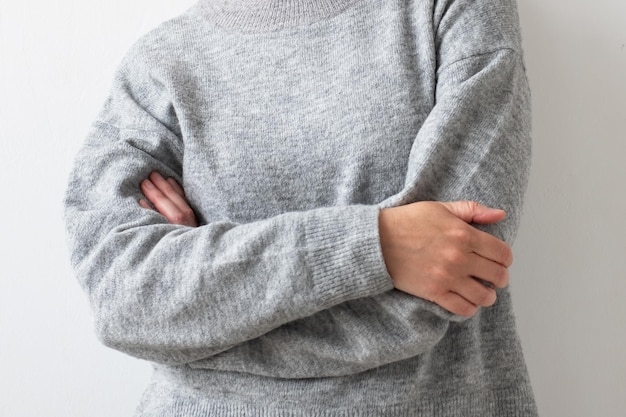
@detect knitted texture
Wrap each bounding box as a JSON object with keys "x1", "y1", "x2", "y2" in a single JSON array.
[{"x1": 64, "y1": 0, "x2": 538, "y2": 415}]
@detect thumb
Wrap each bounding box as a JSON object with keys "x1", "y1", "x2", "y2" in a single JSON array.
[{"x1": 440, "y1": 201, "x2": 506, "y2": 225}]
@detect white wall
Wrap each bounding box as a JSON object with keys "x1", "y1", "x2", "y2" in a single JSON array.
[
  {"x1": 513, "y1": 1, "x2": 626, "y2": 416},
  {"x1": 1, "y1": 1, "x2": 624, "y2": 416},
  {"x1": 0, "y1": 2, "x2": 195, "y2": 416}
]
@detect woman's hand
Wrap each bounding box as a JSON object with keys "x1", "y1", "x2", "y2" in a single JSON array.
[
  {"x1": 379, "y1": 201, "x2": 512, "y2": 317},
  {"x1": 139, "y1": 171, "x2": 198, "y2": 227}
]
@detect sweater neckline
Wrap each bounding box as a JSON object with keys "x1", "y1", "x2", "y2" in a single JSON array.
[{"x1": 195, "y1": 0, "x2": 362, "y2": 33}]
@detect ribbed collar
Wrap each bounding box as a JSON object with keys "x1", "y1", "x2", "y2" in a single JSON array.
[{"x1": 195, "y1": 0, "x2": 362, "y2": 32}]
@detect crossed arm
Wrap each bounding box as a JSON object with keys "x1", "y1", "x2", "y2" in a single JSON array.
[{"x1": 140, "y1": 171, "x2": 512, "y2": 318}]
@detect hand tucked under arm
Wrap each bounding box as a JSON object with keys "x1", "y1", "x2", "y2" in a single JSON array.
[{"x1": 139, "y1": 171, "x2": 198, "y2": 227}]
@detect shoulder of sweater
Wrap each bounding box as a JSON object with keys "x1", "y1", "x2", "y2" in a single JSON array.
[
  {"x1": 433, "y1": 0, "x2": 524, "y2": 66},
  {"x1": 117, "y1": 9, "x2": 208, "y2": 76}
]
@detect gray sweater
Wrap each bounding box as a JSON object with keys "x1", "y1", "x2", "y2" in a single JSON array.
[{"x1": 64, "y1": 0, "x2": 538, "y2": 415}]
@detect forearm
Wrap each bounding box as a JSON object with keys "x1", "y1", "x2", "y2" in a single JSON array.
[
  {"x1": 65, "y1": 124, "x2": 393, "y2": 365},
  {"x1": 185, "y1": 48, "x2": 532, "y2": 379},
  {"x1": 187, "y1": 291, "x2": 451, "y2": 378}
]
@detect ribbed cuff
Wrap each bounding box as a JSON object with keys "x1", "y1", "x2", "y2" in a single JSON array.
[{"x1": 303, "y1": 205, "x2": 394, "y2": 308}]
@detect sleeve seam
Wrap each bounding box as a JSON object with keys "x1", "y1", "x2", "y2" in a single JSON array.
[
  {"x1": 92, "y1": 120, "x2": 185, "y2": 155},
  {"x1": 439, "y1": 47, "x2": 520, "y2": 74}
]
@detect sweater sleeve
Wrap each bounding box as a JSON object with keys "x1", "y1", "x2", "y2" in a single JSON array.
[
  {"x1": 185, "y1": 0, "x2": 532, "y2": 378},
  {"x1": 189, "y1": 47, "x2": 531, "y2": 378},
  {"x1": 64, "y1": 53, "x2": 395, "y2": 366}
]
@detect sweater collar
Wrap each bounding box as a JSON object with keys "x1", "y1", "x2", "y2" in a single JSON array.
[{"x1": 195, "y1": 0, "x2": 361, "y2": 32}]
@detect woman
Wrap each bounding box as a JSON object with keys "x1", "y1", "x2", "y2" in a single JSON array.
[{"x1": 64, "y1": 0, "x2": 538, "y2": 415}]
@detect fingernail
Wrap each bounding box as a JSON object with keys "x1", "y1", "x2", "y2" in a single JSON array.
[
  {"x1": 139, "y1": 199, "x2": 154, "y2": 210},
  {"x1": 142, "y1": 179, "x2": 154, "y2": 189}
]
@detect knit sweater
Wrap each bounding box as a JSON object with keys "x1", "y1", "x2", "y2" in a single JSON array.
[{"x1": 64, "y1": 0, "x2": 538, "y2": 415}]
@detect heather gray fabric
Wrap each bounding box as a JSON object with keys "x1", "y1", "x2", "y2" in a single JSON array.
[{"x1": 64, "y1": 0, "x2": 538, "y2": 415}]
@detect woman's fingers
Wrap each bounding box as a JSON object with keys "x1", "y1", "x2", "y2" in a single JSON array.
[
  {"x1": 456, "y1": 276, "x2": 498, "y2": 308},
  {"x1": 166, "y1": 177, "x2": 185, "y2": 197},
  {"x1": 432, "y1": 292, "x2": 479, "y2": 318},
  {"x1": 147, "y1": 172, "x2": 190, "y2": 212},
  {"x1": 139, "y1": 172, "x2": 198, "y2": 227},
  {"x1": 469, "y1": 228, "x2": 514, "y2": 268},
  {"x1": 140, "y1": 179, "x2": 185, "y2": 224},
  {"x1": 466, "y1": 252, "x2": 510, "y2": 289},
  {"x1": 138, "y1": 199, "x2": 154, "y2": 210},
  {"x1": 432, "y1": 277, "x2": 497, "y2": 316}
]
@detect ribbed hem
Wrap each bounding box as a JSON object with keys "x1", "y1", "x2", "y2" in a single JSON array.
[
  {"x1": 141, "y1": 370, "x2": 538, "y2": 417},
  {"x1": 303, "y1": 205, "x2": 394, "y2": 307},
  {"x1": 194, "y1": 0, "x2": 362, "y2": 32},
  {"x1": 161, "y1": 394, "x2": 538, "y2": 417}
]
